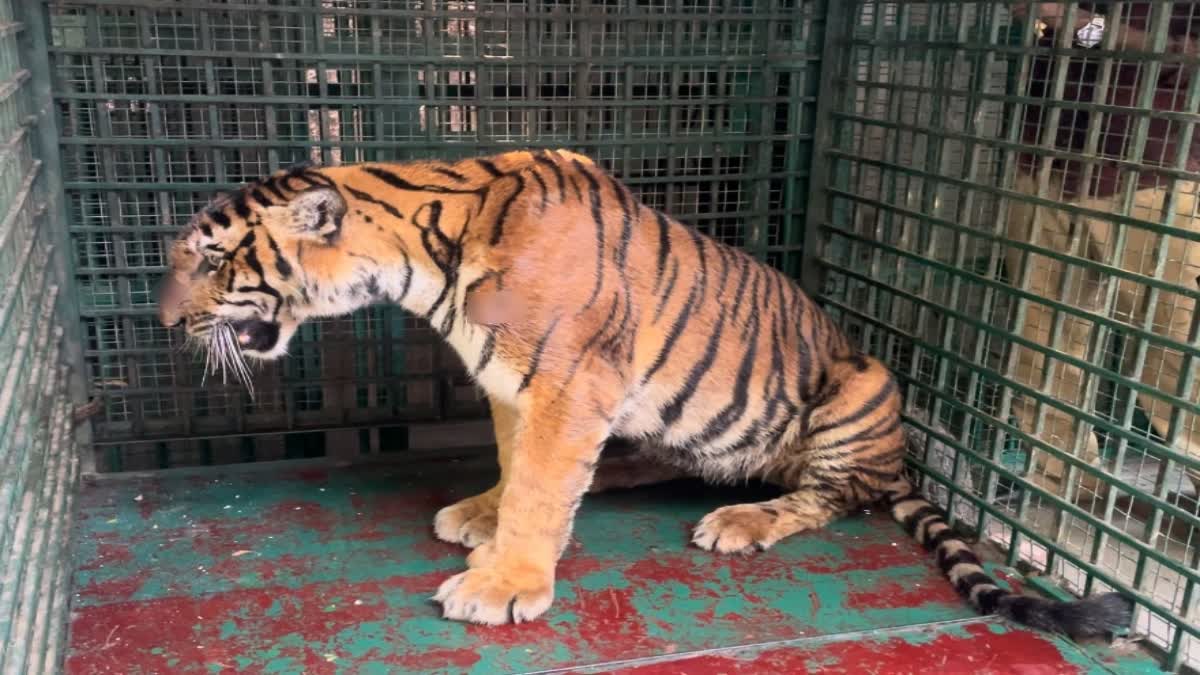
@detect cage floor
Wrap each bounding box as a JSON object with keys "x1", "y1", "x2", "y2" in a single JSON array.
[{"x1": 65, "y1": 450, "x2": 1159, "y2": 674}]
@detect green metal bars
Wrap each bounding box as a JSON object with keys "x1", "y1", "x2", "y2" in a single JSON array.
[
  {"x1": 47, "y1": 0, "x2": 823, "y2": 471},
  {"x1": 0, "y1": 1, "x2": 84, "y2": 673},
  {"x1": 810, "y1": 1, "x2": 1199, "y2": 669},
  {"x1": 34, "y1": 0, "x2": 1200, "y2": 670}
]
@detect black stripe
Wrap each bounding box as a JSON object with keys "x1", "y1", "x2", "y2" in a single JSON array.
[
  {"x1": 519, "y1": 315, "x2": 562, "y2": 392},
  {"x1": 414, "y1": 201, "x2": 461, "y2": 321},
  {"x1": 299, "y1": 170, "x2": 335, "y2": 187},
  {"x1": 395, "y1": 247, "x2": 414, "y2": 302},
  {"x1": 688, "y1": 308, "x2": 758, "y2": 445},
  {"x1": 808, "y1": 303, "x2": 826, "y2": 360},
  {"x1": 955, "y1": 572, "x2": 995, "y2": 597},
  {"x1": 198, "y1": 223, "x2": 213, "y2": 238},
  {"x1": 262, "y1": 179, "x2": 288, "y2": 201},
  {"x1": 726, "y1": 252, "x2": 754, "y2": 331},
  {"x1": 229, "y1": 194, "x2": 252, "y2": 220},
  {"x1": 474, "y1": 332, "x2": 496, "y2": 375},
  {"x1": 899, "y1": 505, "x2": 942, "y2": 537},
  {"x1": 913, "y1": 511, "x2": 943, "y2": 546},
  {"x1": 234, "y1": 230, "x2": 257, "y2": 253},
  {"x1": 439, "y1": 306, "x2": 457, "y2": 337},
  {"x1": 313, "y1": 201, "x2": 330, "y2": 234},
  {"x1": 576, "y1": 161, "x2": 606, "y2": 311},
  {"x1": 809, "y1": 415, "x2": 901, "y2": 455},
  {"x1": 794, "y1": 332, "x2": 812, "y2": 404},
  {"x1": 223, "y1": 298, "x2": 267, "y2": 314},
  {"x1": 642, "y1": 230, "x2": 707, "y2": 383},
  {"x1": 434, "y1": 166, "x2": 469, "y2": 182},
  {"x1": 530, "y1": 169, "x2": 549, "y2": 212},
  {"x1": 652, "y1": 211, "x2": 671, "y2": 295},
  {"x1": 975, "y1": 587, "x2": 1007, "y2": 613},
  {"x1": 534, "y1": 153, "x2": 567, "y2": 202},
  {"x1": 732, "y1": 309, "x2": 796, "y2": 452},
  {"x1": 937, "y1": 549, "x2": 981, "y2": 575},
  {"x1": 464, "y1": 271, "x2": 499, "y2": 300},
  {"x1": 290, "y1": 172, "x2": 322, "y2": 190},
  {"x1": 652, "y1": 258, "x2": 680, "y2": 322},
  {"x1": 345, "y1": 185, "x2": 405, "y2": 220},
  {"x1": 264, "y1": 232, "x2": 293, "y2": 279},
  {"x1": 889, "y1": 494, "x2": 924, "y2": 510},
  {"x1": 591, "y1": 292, "x2": 623, "y2": 348},
  {"x1": 739, "y1": 266, "x2": 763, "y2": 343},
  {"x1": 489, "y1": 174, "x2": 525, "y2": 246},
  {"x1": 608, "y1": 176, "x2": 634, "y2": 272},
  {"x1": 853, "y1": 463, "x2": 902, "y2": 481},
  {"x1": 807, "y1": 376, "x2": 898, "y2": 437},
  {"x1": 743, "y1": 262, "x2": 772, "y2": 344},
  {"x1": 209, "y1": 209, "x2": 231, "y2": 228},
  {"x1": 927, "y1": 526, "x2": 962, "y2": 554},
  {"x1": 598, "y1": 290, "x2": 633, "y2": 362},
  {"x1": 248, "y1": 188, "x2": 272, "y2": 209},
  {"x1": 561, "y1": 292, "x2": 623, "y2": 391},
  {"x1": 476, "y1": 158, "x2": 502, "y2": 177},
  {"x1": 660, "y1": 243, "x2": 733, "y2": 426},
  {"x1": 239, "y1": 249, "x2": 285, "y2": 320},
  {"x1": 364, "y1": 166, "x2": 479, "y2": 195}
]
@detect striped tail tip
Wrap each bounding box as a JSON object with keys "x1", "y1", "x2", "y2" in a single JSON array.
[
  {"x1": 887, "y1": 480, "x2": 1134, "y2": 639},
  {"x1": 995, "y1": 592, "x2": 1133, "y2": 638}
]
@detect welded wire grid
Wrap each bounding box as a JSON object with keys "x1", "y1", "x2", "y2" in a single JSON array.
[
  {"x1": 0, "y1": 1, "x2": 83, "y2": 672},
  {"x1": 812, "y1": 0, "x2": 1199, "y2": 668},
  {"x1": 49, "y1": 0, "x2": 822, "y2": 471}
]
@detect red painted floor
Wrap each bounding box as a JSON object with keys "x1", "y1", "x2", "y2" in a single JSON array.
[{"x1": 65, "y1": 452, "x2": 1159, "y2": 674}]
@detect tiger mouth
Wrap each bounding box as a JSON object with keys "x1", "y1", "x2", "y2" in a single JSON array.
[{"x1": 230, "y1": 319, "x2": 281, "y2": 354}]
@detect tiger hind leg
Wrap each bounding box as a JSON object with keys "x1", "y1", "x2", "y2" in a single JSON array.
[{"x1": 692, "y1": 355, "x2": 906, "y2": 554}]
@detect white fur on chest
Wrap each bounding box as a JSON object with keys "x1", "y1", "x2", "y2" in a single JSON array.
[{"x1": 436, "y1": 303, "x2": 523, "y2": 404}]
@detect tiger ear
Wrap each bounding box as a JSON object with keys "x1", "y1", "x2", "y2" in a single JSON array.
[{"x1": 271, "y1": 187, "x2": 346, "y2": 243}]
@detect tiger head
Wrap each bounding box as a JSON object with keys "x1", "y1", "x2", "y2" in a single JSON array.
[
  {"x1": 157, "y1": 164, "x2": 365, "y2": 370},
  {"x1": 160, "y1": 150, "x2": 588, "y2": 386}
]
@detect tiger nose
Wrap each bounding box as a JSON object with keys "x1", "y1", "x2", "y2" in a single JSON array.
[{"x1": 158, "y1": 276, "x2": 187, "y2": 328}]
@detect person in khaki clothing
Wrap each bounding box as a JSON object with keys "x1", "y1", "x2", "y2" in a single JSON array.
[{"x1": 1006, "y1": 3, "x2": 1198, "y2": 500}]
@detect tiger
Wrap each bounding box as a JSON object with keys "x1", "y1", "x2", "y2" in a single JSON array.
[{"x1": 158, "y1": 149, "x2": 1132, "y2": 636}]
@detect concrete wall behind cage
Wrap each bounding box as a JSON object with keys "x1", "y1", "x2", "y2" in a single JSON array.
[
  {"x1": 50, "y1": 0, "x2": 825, "y2": 472},
  {"x1": 812, "y1": 1, "x2": 1200, "y2": 670}
]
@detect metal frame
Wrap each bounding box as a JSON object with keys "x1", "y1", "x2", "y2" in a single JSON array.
[
  {"x1": 807, "y1": 1, "x2": 1200, "y2": 669},
  {"x1": 0, "y1": 1, "x2": 83, "y2": 672}
]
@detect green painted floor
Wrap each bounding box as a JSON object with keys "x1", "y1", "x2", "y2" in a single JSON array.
[{"x1": 65, "y1": 450, "x2": 1162, "y2": 674}]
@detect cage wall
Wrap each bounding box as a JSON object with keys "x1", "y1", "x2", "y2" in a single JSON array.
[
  {"x1": 48, "y1": 0, "x2": 824, "y2": 472},
  {"x1": 0, "y1": 2, "x2": 85, "y2": 672},
  {"x1": 811, "y1": 1, "x2": 1199, "y2": 669}
]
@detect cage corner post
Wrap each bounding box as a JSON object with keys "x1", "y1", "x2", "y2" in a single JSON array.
[
  {"x1": 19, "y1": 0, "x2": 93, "y2": 468},
  {"x1": 798, "y1": 0, "x2": 849, "y2": 300}
]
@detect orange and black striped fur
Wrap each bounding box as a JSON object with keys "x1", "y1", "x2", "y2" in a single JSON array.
[{"x1": 159, "y1": 150, "x2": 1131, "y2": 635}]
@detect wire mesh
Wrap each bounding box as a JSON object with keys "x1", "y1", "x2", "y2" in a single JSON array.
[
  {"x1": 0, "y1": 2, "x2": 83, "y2": 673},
  {"x1": 48, "y1": 0, "x2": 823, "y2": 472},
  {"x1": 811, "y1": 1, "x2": 1199, "y2": 669}
]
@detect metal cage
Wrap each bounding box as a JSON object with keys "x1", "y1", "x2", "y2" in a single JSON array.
[
  {"x1": 814, "y1": 1, "x2": 1200, "y2": 668},
  {"x1": 47, "y1": 0, "x2": 821, "y2": 471},
  {"x1": 0, "y1": 0, "x2": 1195, "y2": 671}
]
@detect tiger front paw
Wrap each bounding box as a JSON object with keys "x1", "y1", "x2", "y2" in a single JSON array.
[
  {"x1": 433, "y1": 566, "x2": 554, "y2": 625},
  {"x1": 433, "y1": 491, "x2": 498, "y2": 548}
]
